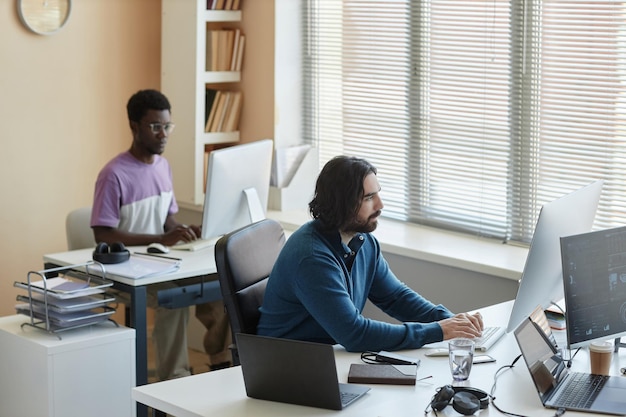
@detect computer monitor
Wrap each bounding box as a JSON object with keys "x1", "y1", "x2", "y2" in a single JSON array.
[
  {"x1": 505, "y1": 180, "x2": 604, "y2": 333},
  {"x1": 201, "y1": 139, "x2": 273, "y2": 240},
  {"x1": 560, "y1": 225, "x2": 626, "y2": 349}
]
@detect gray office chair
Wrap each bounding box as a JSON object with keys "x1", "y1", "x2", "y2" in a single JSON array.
[
  {"x1": 215, "y1": 218, "x2": 286, "y2": 365},
  {"x1": 65, "y1": 207, "x2": 96, "y2": 250}
]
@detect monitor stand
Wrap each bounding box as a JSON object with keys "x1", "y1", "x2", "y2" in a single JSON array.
[
  {"x1": 614, "y1": 337, "x2": 626, "y2": 353},
  {"x1": 244, "y1": 187, "x2": 266, "y2": 223}
]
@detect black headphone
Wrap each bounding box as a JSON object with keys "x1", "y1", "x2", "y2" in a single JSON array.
[
  {"x1": 93, "y1": 241, "x2": 130, "y2": 264},
  {"x1": 428, "y1": 385, "x2": 490, "y2": 415}
]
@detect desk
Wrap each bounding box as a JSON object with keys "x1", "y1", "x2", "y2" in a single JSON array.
[
  {"x1": 132, "y1": 300, "x2": 626, "y2": 417},
  {"x1": 43, "y1": 247, "x2": 220, "y2": 416}
]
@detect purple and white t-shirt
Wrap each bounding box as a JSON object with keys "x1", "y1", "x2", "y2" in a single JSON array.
[{"x1": 91, "y1": 151, "x2": 178, "y2": 234}]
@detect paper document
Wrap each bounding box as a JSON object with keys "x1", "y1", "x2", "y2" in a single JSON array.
[
  {"x1": 102, "y1": 254, "x2": 181, "y2": 279},
  {"x1": 271, "y1": 144, "x2": 311, "y2": 188}
]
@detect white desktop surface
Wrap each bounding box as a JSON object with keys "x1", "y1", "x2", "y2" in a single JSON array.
[
  {"x1": 43, "y1": 246, "x2": 217, "y2": 286},
  {"x1": 133, "y1": 300, "x2": 626, "y2": 417}
]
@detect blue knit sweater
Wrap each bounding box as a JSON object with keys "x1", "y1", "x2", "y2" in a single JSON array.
[{"x1": 257, "y1": 220, "x2": 454, "y2": 352}]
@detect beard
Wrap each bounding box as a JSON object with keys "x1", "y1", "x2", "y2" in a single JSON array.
[{"x1": 343, "y1": 210, "x2": 381, "y2": 234}]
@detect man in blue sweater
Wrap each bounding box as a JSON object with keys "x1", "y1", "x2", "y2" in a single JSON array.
[{"x1": 257, "y1": 156, "x2": 483, "y2": 352}]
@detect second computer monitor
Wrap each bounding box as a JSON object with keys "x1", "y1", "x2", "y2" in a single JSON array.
[
  {"x1": 561, "y1": 225, "x2": 626, "y2": 349},
  {"x1": 201, "y1": 139, "x2": 274, "y2": 240},
  {"x1": 505, "y1": 180, "x2": 604, "y2": 333}
]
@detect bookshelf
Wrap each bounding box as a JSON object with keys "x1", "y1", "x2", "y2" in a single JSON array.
[{"x1": 162, "y1": 0, "x2": 243, "y2": 207}]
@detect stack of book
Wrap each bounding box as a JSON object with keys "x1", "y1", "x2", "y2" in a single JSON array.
[
  {"x1": 205, "y1": 28, "x2": 245, "y2": 72},
  {"x1": 205, "y1": 89, "x2": 243, "y2": 133},
  {"x1": 207, "y1": 0, "x2": 241, "y2": 10}
]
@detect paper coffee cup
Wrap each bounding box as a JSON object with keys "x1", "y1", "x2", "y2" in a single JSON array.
[{"x1": 589, "y1": 340, "x2": 613, "y2": 375}]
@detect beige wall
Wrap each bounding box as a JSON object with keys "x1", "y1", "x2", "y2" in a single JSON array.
[{"x1": 0, "y1": 0, "x2": 275, "y2": 317}]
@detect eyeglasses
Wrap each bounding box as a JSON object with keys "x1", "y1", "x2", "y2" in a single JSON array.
[{"x1": 148, "y1": 122, "x2": 175, "y2": 135}]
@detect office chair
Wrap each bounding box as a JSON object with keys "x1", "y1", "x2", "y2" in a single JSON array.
[
  {"x1": 215, "y1": 218, "x2": 286, "y2": 365},
  {"x1": 65, "y1": 207, "x2": 96, "y2": 250}
]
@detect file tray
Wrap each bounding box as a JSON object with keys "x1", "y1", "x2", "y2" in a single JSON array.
[{"x1": 13, "y1": 262, "x2": 117, "y2": 338}]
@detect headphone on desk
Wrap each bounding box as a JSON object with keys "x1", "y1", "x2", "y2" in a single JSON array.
[
  {"x1": 427, "y1": 385, "x2": 490, "y2": 415},
  {"x1": 93, "y1": 242, "x2": 130, "y2": 264}
]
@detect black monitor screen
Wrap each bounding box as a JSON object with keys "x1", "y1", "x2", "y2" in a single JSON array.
[{"x1": 561, "y1": 225, "x2": 626, "y2": 349}]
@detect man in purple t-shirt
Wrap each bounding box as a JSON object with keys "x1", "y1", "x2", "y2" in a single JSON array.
[{"x1": 91, "y1": 89, "x2": 231, "y2": 380}]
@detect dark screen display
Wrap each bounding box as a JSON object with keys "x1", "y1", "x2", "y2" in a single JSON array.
[{"x1": 561, "y1": 225, "x2": 626, "y2": 348}]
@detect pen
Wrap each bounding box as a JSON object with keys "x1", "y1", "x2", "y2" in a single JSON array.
[{"x1": 134, "y1": 252, "x2": 183, "y2": 262}]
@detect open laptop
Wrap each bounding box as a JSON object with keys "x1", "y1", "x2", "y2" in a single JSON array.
[
  {"x1": 236, "y1": 333, "x2": 370, "y2": 410},
  {"x1": 514, "y1": 316, "x2": 626, "y2": 415}
]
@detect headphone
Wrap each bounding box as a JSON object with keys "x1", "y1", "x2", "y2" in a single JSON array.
[
  {"x1": 428, "y1": 385, "x2": 490, "y2": 415},
  {"x1": 93, "y1": 241, "x2": 130, "y2": 264}
]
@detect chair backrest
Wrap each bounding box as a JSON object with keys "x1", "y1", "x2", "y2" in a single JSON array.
[
  {"x1": 215, "y1": 218, "x2": 286, "y2": 364},
  {"x1": 65, "y1": 207, "x2": 96, "y2": 250}
]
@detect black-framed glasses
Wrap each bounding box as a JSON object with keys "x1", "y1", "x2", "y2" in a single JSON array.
[{"x1": 148, "y1": 122, "x2": 175, "y2": 135}]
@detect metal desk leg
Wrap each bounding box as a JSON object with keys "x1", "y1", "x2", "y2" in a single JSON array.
[{"x1": 128, "y1": 284, "x2": 149, "y2": 417}]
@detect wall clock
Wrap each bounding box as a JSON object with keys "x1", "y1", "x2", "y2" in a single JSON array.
[{"x1": 17, "y1": 0, "x2": 72, "y2": 35}]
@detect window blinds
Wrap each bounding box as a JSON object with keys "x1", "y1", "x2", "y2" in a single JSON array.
[{"x1": 303, "y1": 0, "x2": 626, "y2": 243}]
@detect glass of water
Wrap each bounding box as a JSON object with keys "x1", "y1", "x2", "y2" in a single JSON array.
[{"x1": 448, "y1": 338, "x2": 475, "y2": 381}]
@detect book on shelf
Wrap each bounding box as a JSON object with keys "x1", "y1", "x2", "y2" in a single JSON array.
[
  {"x1": 208, "y1": 0, "x2": 241, "y2": 10},
  {"x1": 224, "y1": 91, "x2": 242, "y2": 132},
  {"x1": 230, "y1": 29, "x2": 241, "y2": 71},
  {"x1": 209, "y1": 91, "x2": 227, "y2": 132},
  {"x1": 205, "y1": 88, "x2": 219, "y2": 129},
  {"x1": 234, "y1": 34, "x2": 245, "y2": 71},
  {"x1": 206, "y1": 29, "x2": 244, "y2": 72},
  {"x1": 205, "y1": 91, "x2": 242, "y2": 133},
  {"x1": 215, "y1": 91, "x2": 233, "y2": 132}
]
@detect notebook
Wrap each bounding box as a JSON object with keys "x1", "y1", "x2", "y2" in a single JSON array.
[
  {"x1": 236, "y1": 333, "x2": 370, "y2": 410},
  {"x1": 347, "y1": 363, "x2": 417, "y2": 385},
  {"x1": 514, "y1": 316, "x2": 626, "y2": 415}
]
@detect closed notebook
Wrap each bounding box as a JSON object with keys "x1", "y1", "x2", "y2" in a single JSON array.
[{"x1": 347, "y1": 364, "x2": 417, "y2": 385}]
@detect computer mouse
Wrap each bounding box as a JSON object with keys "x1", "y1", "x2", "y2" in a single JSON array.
[{"x1": 147, "y1": 242, "x2": 170, "y2": 254}]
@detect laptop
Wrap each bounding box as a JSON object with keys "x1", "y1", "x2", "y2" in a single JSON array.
[
  {"x1": 514, "y1": 316, "x2": 626, "y2": 415},
  {"x1": 236, "y1": 333, "x2": 370, "y2": 410}
]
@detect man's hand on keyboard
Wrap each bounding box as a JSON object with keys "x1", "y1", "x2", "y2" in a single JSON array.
[
  {"x1": 161, "y1": 223, "x2": 201, "y2": 246},
  {"x1": 439, "y1": 312, "x2": 484, "y2": 340}
]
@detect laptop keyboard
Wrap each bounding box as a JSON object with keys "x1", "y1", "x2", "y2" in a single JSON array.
[
  {"x1": 556, "y1": 372, "x2": 607, "y2": 409},
  {"x1": 340, "y1": 391, "x2": 360, "y2": 407}
]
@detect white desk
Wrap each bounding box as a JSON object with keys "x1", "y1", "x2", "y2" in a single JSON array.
[
  {"x1": 43, "y1": 246, "x2": 220, "y2": 417},
  {"x1": 0, "y1": 315, "x2": 136, "y2": 417},
  {"x1": 132, "y1": 300, "x2": 626, "y2": 417}
]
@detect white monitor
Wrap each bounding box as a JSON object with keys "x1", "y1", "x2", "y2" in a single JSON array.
[
  {"x1": 505, "y1": 180, "x2": 604, "y2": 333},
  {"x1": 201, "y1": 139, "x2": 273, "y2": 240}
]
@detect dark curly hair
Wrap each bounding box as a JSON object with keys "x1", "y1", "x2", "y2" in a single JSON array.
[
  {"x1": 126, "y1": 89, "x2": 171, "y2": 123},
  {"x1": 309, "y1": 156, "x2": 377, "y2": 230}
]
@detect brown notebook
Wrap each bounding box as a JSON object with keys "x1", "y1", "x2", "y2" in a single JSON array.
[{"x1": 347, "y1": 364, "x2": 417, "y2": 385}]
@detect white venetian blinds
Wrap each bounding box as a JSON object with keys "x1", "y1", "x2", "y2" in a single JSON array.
[{"x1": 303, "y1": 0, "x2": 626, "y2": 243}]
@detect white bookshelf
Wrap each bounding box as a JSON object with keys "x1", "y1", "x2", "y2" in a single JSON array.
[{"x1": 162, "y1": 0, "x2": 242, "y2": 206}]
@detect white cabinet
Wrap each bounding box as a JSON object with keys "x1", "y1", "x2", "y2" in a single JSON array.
[
  {"x1": 0, "y1": 315, "x2": 136, "y2": 417},
  {"x1": 162, "y1": 0, "x2": 242, "y2": 206}
]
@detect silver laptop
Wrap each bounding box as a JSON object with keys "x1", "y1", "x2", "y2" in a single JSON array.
[
  {"x1": 514, "y1": 316, "x2": 626, "y2": 415},
  {"x1": 236, "y1": 333, "x2": 370, "y2": 410}
]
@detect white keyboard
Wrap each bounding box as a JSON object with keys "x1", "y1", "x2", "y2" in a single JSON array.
[
  {"x1": 474, "y1": 326, "x2": 505, "y2": 351},
  {"x1": 171, "y1": 236, "x2": 222, "y2": 252}
]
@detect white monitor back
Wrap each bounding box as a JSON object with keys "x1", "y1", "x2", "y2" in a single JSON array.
[
  {"x1": 506, "y1": 180, "x2": 604, "y2": 333},
  {"x1": 201, "y1": 139, "x2": 273, "y2": 240}
]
